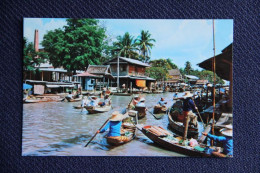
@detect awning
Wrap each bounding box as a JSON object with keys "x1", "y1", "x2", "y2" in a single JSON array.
[
  {"x1": 60, "y1": 85, "x2": 75, "y2": 88},
  {"x1": 23, "y1": 83, "x2": 32, "y2": 90},
  {"x1": 46, "y1": 85, "x2": 60, "y2": 88}
]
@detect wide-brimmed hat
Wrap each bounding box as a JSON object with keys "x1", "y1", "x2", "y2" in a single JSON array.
[
  {"x1": 110, "y1": 111, "x2": 125, "y2": 121},
  {"x1": 220, "y1": 128, "x2": 233, "y2": 137},
  {"x1": 183, "y1": 91, "x2": 193, "y2": 98},
  {"x1": 134, "y1": 95, "x2": 139, "y2": 98}
]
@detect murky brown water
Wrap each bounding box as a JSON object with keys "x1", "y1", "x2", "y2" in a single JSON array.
[{"x1": 22, "y1": 92, "x2": 202, "y2": 156}]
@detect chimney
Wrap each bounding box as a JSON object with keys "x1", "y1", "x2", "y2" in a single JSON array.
[{"x1": 34, "y1": 29, "x2": 39, "y2": 52}]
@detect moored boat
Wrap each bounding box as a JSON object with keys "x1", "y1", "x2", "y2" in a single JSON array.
[
  {"x1": 23, "y1": 99, "x2": 41, "y2": 103},
  {"x1": 73, "y1": 105, "x2": 83, "y2": 109},
  {"x1": 168, "y1": 111, "x2": 198, "y2": 137},
  {"x1": 65, "y1": 97, "x2": 82, "y2": 102},
  {"x1": 140, "y1": 125, "x2": 214, "y2": 157},
  {"x1": 153, "y1": 105, "x2": 167, "y2": 114},
  {"x1": 84, "y1": 105, "x2": 112, "y2": 114}
]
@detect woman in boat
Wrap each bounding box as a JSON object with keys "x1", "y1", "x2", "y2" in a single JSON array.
[
  {"x1": 137, "y1": 98, "x2": 146, "y2": 107},
  {"x1": 157, "y1": 98, "x2": 167, "y2": 107},
  {"x1": 87, "y1": 96, "x2": 98, "y2": 107},
  {"x1": 133, "y1": 96, "x2": 140, "y2": 106},
  {"x1": 97, "y1": 111, "x2": 131, "y2": 144},
  {"x1": 100, "y1": 95, "x2": 111, "y2": 107},
  {"x1": 202, "y1": 126, "x2": 233, "y2": 157}
]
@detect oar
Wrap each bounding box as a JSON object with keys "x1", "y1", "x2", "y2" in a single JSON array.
[
  {"x1": 84, "y1": 118, "x2": 110, "y2": 147},
  {"x1": 191, "y1": 97, "x2": 205, "y2": 128},
  {"x1": 146, "y1": 109, "x2": 158, "y2": 119}
]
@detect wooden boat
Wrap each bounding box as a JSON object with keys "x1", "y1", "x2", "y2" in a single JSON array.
[
  {"x1": 73, "y1": 105, "x2": 83, "y2": 109},
  {"x1": 106, "y1": 121, "x2": 136, "y2": 146},
  {"x1": 23, "y1": 99, "x2": 41, "y2": 103},
  {"x1": 113, "y1": 92, "x2": 132, "y2": 96},
  {"x1": 84, "y1": 105, "x2": 112, "y2": 114},
  {"x1": 168, "y1": 111, "x2": 198, "y2": 137},
  {"x1": 139, "y1": 125, "x2": 215, "y2": 157},
  {"x1": 153, "y1": 105, "x2": 167, "y2": 114},
  {"x1": 65, "y1": 97, "x2": 81, "y2": 102}
]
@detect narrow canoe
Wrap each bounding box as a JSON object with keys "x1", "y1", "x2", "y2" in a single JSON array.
[
  {"x1": 168, "y1": 112, "x2": 198, "y2": 137},
  {"x1": 134, "y1": 106, "x2": 146, "y2": 119},
  {"x1": 85, "y1": 105, "x2": 112, "y2": 114},
  {"x1": 73, "y1": 105, "x2": 83, "y2": 109},
  {"x1": 113, "y1": 93, "x2": 132, "y2": 96},
  {"x1": 106, "y1": 122, "x2": 136, "y2": 146},
  {"x1": 65, "y1": 97, "x2": 81, "y2": 102},
  {"x1": 23, "y1": 99, "x2": 41, "y2": 103},
  {"x1": 153, "y1": 105, "x2": 167, "y2": 114},
  {"x1": 140, "y1": 125, "x2": 212, "y2": 157}
]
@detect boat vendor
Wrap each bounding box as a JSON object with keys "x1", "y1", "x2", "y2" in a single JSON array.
[
  {"x1": 137, "y1": 98, "x2": 146, "y2": 107},
  {"x1": 133, "y1": 96, "x2": 140, "y2": 106},
  {"x1": 202, "y1": 125, "x2": 233, "y2": 157},
  {"x1": 157, "y1": 98, "x2": 167, "y2": 107},
  {"x1": 97, "y1": 111, "x2": 130, "y2": 143},
  {"x1": 66, "y1": 91, "x2": 74, "y2": 99},
  {"x1": 100, "y1": 95, "x2": 111, "y2": 107},
  {"x1": 87, "y1": 96, "x2": 98, "y2": 107},
  {"x1": 182, "y1": 91, "x2": 198, "y2": 140},
  {"x1": 173, "y1": 92, "x2": 178, "y2": 98}
]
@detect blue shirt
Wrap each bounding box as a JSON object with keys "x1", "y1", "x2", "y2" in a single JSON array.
[
  {"x1": 207, "y1": 133, "x2": 233, "y2": 156},
  {"x1": 157, "y1": 100, "x2": 167, "y2": 106},
  {"x1": 183, "y1": 98, "x2": 195, "y2": 111},
  {"x1": 100, "y1": 121, "x2": 122, "y2": 137},
  {"x1": 137, "y1": 102, "x2": 145, "y2": 107}
]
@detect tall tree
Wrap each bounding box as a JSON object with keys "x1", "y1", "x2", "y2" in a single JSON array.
[
  {"x1": 135, "y1": 30, "x2": 155, "y2": 62},
  {"x1": 145, "y1": 67, "x2": 168, "y2": 81},
  {"x1": 166, "y1": 58, "x2": 178, "y2": 69},
  {"x1": 112, "y1": 32, "x2": 139, "y2": 59},
  {"x1": 42, "y1": 19, "x2": 106, "y2": 73},
  {"x1": 184, "y1": 61, "x2": 193, "y2": 75},
  {"x1": 23, "y1": 37, "x2": 47, "y2": 80}
]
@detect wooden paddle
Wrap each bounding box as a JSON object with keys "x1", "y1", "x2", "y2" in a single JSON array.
[
  {"x1": 191, "y1": 97, "x2": 205, "y2": 128},
  {"x1": 84, "y1": 118, "x2": 110, "y2": 147}
]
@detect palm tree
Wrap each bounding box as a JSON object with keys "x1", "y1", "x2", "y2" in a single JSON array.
[
  {"x1": 135, "y1": 30, "x2": 155, "y2": 62},
  {"x1": 112, "y1": 32, "x2": 139, "y2": 59}
]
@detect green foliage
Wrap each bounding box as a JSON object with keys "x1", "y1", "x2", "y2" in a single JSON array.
[
  {"x1": 145, "y1": 67, "x2": 168, "y2": 80},
  {"x1": 193, "y1": 70, "x2": 224, "y2": 84},
  {"x1": 23, "y1": 37, "x2": 47, "y2": 79},
  {"x1": 166, "y1": 58, "x2": 178, "y2": 69},
  {"x1": 111, "y1": 32, "x2": 139, "y2": 59},
  {"x1": 135, "y1": 30, "x2": 155, "y2": 63},
  {"x1": 184, "y1": 61, "x2": 193, "y2": 75},
  {"x1": 42, "y1": 19, "x2": 106, "y2": 73}
]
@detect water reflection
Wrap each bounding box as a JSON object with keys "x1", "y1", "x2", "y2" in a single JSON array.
[{"x1": 23, "y1": 93, "x2": 195, "y2": 156}]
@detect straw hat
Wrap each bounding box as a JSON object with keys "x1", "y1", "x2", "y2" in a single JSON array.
[
  {"x1": 220, "y1": 128, "x2": 233, "y2": 137},
  {"x1": 183, "y1": 91, "x2": 193, "y2": 98},
  {"x1": 110, "y1": 111, "x2": 125, "y2": 121},
  {"x1": 134, "y1": 95, "x2": 139, "y2": 98}
]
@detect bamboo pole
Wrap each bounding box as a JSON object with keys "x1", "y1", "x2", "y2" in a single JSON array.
[{"x1": 211, "y1": 19, "x2": 216, "y2": 146}]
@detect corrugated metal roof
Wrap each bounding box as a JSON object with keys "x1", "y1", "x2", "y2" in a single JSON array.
[
  {"x1": 185, "y1": 75, "x2": 199, "y2": 80},
  {"x1": 104, "y1": 57, "x2": 150, "y2": 67},
  {"x1": 168, "y1": 69, "x2": 180, "y2": 76}
]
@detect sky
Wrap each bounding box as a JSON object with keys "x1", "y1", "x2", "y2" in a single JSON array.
[{"x1": 24, "y1": 18, "x2": 233, "y2": 70}]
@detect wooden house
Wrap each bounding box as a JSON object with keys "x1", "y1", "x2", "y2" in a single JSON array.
[{"x1": 103, "y1": 57, "x2": 155, "y2": 90}]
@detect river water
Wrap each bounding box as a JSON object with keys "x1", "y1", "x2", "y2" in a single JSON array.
[{"x1": 22, "y1": 92, "x2": 202, "y2": 156}]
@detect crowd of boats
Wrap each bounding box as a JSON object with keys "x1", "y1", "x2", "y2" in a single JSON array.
[{"x1": 23, "y1": 86, "x2": 232, "y2": 157}]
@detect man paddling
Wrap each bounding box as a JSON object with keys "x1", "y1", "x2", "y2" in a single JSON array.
[
  {"x1": 182, "y1": 91, "x2": 198, "y2": 141},
  {"x1": 157, "y1": 97, "x2": 167, "y2": 107}
]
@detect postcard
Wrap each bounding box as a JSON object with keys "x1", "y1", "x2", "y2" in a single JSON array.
[{"x1": 22, "y1": 18, "x2": 233, "y2": 157}]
